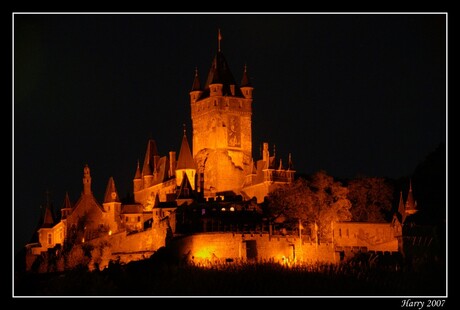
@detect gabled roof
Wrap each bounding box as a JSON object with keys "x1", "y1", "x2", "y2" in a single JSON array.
[
  {"x1": 103, "y1": 176, "x2": 120, "y2": 203},
  {"x1": 176, "y1": 132, "x2": 196, "y2": 170},
  {"x1": 72, "y1": 191, "x2": 104, "y2": 213},
  {"x1": 122, "y1": 204, "x2": 143, "y2": 214}
]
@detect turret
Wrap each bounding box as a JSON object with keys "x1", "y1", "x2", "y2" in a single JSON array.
[
  {"x1": 189, "y1": 68, "x2": 203, "y2": 104},
  {"x1": 175, "y1": 127, "x2": 196, "y2": 190},
  {"x1": 103, "y1": 176, "x2": 122, "y2": 233},
  {"x1": 240, "y1": 64, "x2": 254, "y2": 99},
  {"x1": 83, "y1": 164, "x2": 92, "y2": 195},
  {"x1": 133, "y1": 160, "x2": 143, "y2": 192}
]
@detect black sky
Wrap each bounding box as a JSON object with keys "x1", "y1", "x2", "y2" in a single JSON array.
[{"x1": 13, "y1": 13, "x2": 446, "y2": 255}]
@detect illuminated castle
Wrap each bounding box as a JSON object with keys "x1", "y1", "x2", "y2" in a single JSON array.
[
  {"x1": 25, "y1": 33, "x2": 417, "y2": 272},
  {"x1": 25, "y1": 33, "x2": 295, "y2": 263}
]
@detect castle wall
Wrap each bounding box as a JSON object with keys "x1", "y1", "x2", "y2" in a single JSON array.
[
  {"x1": 168, "y1": 233, "x2": 336, "y2": 265},
  {"x1": 333, "y1": 222, "x2": 399, "y2": 252}
]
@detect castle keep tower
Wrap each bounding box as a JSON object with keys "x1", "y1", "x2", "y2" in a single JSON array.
[{"x1": 190, "y1": 31, "x2": 254, "y2": 196}]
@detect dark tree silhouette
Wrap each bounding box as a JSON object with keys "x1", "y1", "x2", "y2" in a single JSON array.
[{"x1": 348, "y1": 177, "x2": 394, "y2": 222}]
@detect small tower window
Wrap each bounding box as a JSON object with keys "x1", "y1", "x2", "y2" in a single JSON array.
[{"x1": 47, "y1": 233, "x2": 52, "y2": 245}]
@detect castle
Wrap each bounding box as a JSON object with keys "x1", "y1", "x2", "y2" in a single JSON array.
[{"x1": 24, "y1": 33, "x2": 417, "y2": 271}]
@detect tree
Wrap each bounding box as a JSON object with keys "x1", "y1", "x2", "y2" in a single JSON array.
[
  {"x1": 267, "y1": 170, "x2": 351, "y2": 240},
  {"x1": 347, "y1": 177, "x2": 393, "y2": 222}
]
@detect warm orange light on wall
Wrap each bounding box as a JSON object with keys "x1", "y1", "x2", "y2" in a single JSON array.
[{"x1": 108, "y1": 230, "x2": 112, "y2": 236}]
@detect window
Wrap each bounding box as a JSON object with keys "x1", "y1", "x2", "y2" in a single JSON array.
[
  {"x1": 47, "y1": 233, "x2": 52, "y2": 245},
  {"x1": 108, "y1": 206, "x2": 111, "y2": 211},
  {"x1": 346, "y1": 228, "x2": 349, "y2": 238},
  {"x1": 338, "y1": 228, "x2": 342, "y2": 237},
  {"x1": 126, "y1": 217, "x2": 128, "y2": 222},
  {"x1": 138, "y1": 216, "x2": 141, "y2": 222}
]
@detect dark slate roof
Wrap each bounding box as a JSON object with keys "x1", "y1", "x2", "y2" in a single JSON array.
[
  {"x1": 42, "y1": 205, "x2": 55, "y2": 228},
  {"x1": 405, "y1": 182, "x2": 417, "y2": 211},
  {"x1": 134, "y1": 160, "x2": 142, "y2": 179},
  {"x1": 122, "y1": 204, "x2": 143, "y2": 214},
  {"x1": 200, "y1": 51, "x2": 244, "y2": 99},
  {"x1": 240, "y1": 65, "x2": 252, "y2": 87},
  {"x1": 191, "y1": 68, "x2": 201, "y2": 91},
  {"x1": 177, "y1": 172, "x2": 194, "y2": 199},
  {"x1": 153, "y1": 156, "x2": 169, "y2": 185},
  {"x1": 103, "y1": 176, "x2": 120, "y2": 203},
  {"x1": 142, "y1": 139, "x2": 159, "y2": 176},
  {"x1": 62, "y1": 192, "x2": 73, "y2": 209},
  {"x1": 176, "y1": 133, "x2": 196, "y2": 170}
]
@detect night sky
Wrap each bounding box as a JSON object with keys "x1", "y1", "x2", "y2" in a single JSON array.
[{"x1": 13, "y1": 13, "x2": 446, "y2": 255}]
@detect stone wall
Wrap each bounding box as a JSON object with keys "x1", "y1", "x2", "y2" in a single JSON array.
[{"x1": 168, "y1": 232, "x2": 337, "y2": 265}]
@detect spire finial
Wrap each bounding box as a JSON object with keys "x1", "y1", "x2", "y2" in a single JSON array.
[
  {"x1": 195, "y1": 66, "x2": 198, "y2": 77},
  {"x1": 244, "y1": 63, "x2": 247, "y2": 72},
  {"x1": 218, "y1": 28, "x2": 222, "y2": 52},
  {"x1": 183, "y1": 123, "x2": 186, "y2": 136},
  {"x1": 409, "y1": 179, "x2": 413, "y2": 192}
]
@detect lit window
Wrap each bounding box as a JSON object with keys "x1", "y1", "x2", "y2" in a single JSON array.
[
  {"x1": 221, "y1": 207, "x2": 226, "y2": 212},
  {"x1": 230, "y1": 206, "x2": 235, "y2": 212}
]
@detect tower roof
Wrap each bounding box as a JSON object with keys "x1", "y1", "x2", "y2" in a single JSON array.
[
  {"x1": 62, "y1": 192, "x2": 72, "y2": 209},
  {"x1": 134, "y1": 160, "x2": 142, "y2": 179},
  {"x1": 104, "y1": 176, "x2": 120, "y2": 203},
  {"x1": 405, "y1": 180, "x2": 417, "y2": 212},
  {"x1": 41, "y1": 191, "x2": 55, "y2": 228},
  {"x1": 398, "y1": 190, "x2": 406, "y2": 223},
  {"x1": 201, "y1": 51, "x2": 244, "y2": 98},
  {"x1": 191, "y1": 67, "x2": 201, "y2": 91},
  {"x1": 240, "y1": 64, "x2": 252, "y2": 87},
  {"x1": 42, "y1": 205, "x2": 55, "y2": 228},
  {"x1": 176, "y1": 130, "x2": 196, "y2": 170},
  {"x1": 142, "y1": 139, "x2": 159, "y2": 176}
]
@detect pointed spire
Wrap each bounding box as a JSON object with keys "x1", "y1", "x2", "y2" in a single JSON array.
[
  {"x1": 218, "y1": 28, "x2": 222, "y2": 52},
  {"x1": 398, "y1": 190, "x2": 406, "y2": 223},
  {"x1": 288, "y1": 153, "x2": 293, "y2": 170},
  {"x1": 405, "y1": 179, "x2": 417, "y2": 214},
  {"x1": 240, "y1": 64, "x2": 251, "y2": 87},
  {"x1": 62, "y1": 192, "x2": 72, "y2": 209},
  {"x1": 134, "y1": 160, "x2": 142, "y2": 179},
  {"x1": 42, "y1": 190, "x2": 55, "y2": 228},
  {"x1": 142, "y1": 139, "x2": 159, "y2": 176},
  {"x1": 176, "y1": 127, "x2": 196, "y2": 170},
  {"x1": 191, "y1": 67, "x2": 201, "y2": 91},
  {"x1": 104, "y1": 176, "x2": 120, "y2": 203},
  {"x1": 278, "y1": 158, "x2": 283, "y2": 170}
]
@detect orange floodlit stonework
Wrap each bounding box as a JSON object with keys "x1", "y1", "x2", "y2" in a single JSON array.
[{"x1": 24, "y1": 32, "x2": 410, "y2": 272}]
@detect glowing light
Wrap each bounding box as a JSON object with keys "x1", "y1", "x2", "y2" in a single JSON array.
[
  {"x1": 82, "y1": 237, "x2": 85, "y2": 243},
  {"x1": 221, "y1": 207, "x2": 226, "y2": 211},
  {"x1": 230, "y1": 206, "x2": 235, "y2": 212},
  {"x1": 108, "y1": 230, "x2": 112, "y2": 236}
]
